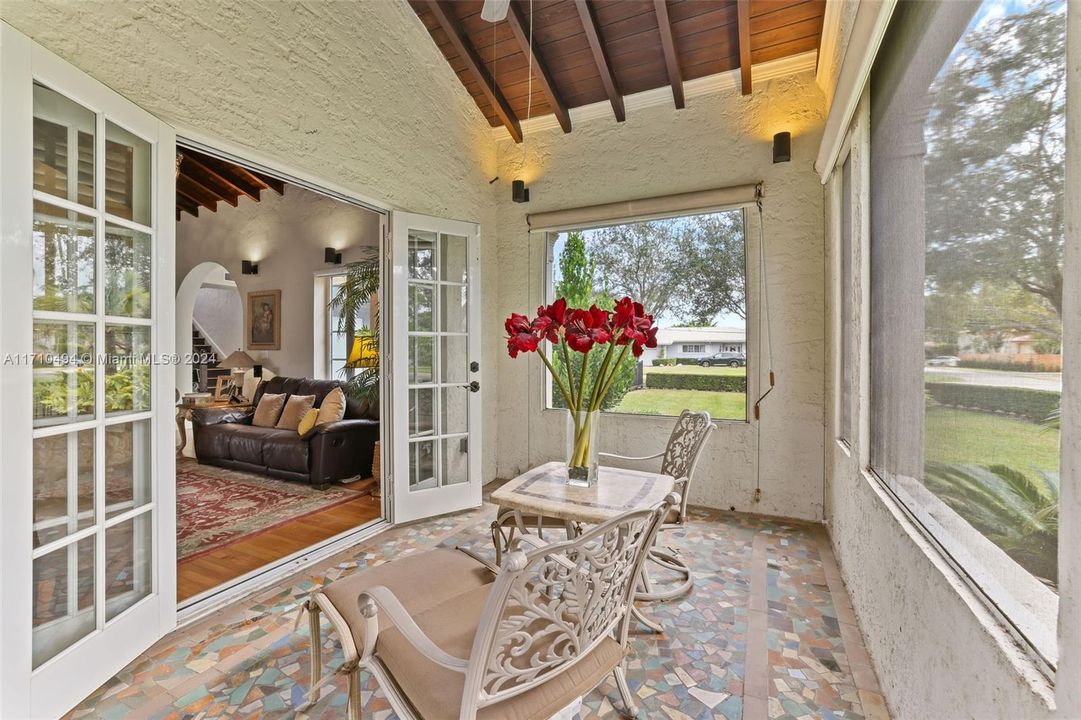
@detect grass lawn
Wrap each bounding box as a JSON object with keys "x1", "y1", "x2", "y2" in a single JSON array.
[
  {"x1": 644, "y1": 365, "x2": 746, "y2": 377},
  {"x1": 925, "y1": 405, "x2": 1059, "y2": 474},
  {"x1": 610, "y1": 388, "x2": 746, "y2": 420}
]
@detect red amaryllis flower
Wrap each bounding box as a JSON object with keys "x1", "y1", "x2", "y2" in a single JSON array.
[
  {"x1": 534, "y1": 299, "x2": 567, "y2": 342},
  {"x1": 564, "y1": 306, "x2": 613, "y2": 353},
  {"x1": 631, "y1": 323, "x2": 659, "y2": 357},
  {"x1": 612, "y1": 296, "x2": 637, "y2": 333},
  {"x1": 505, "y1": 312, "x2": 539, "y2": 358}
]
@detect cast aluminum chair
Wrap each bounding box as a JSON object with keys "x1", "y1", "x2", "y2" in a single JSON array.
[
  {"x1": 599, "y1": 409, "x2": 713, "y2": 601},
  {"x1": 301, "y1": 496, "x2": 675, "y2": 720}
]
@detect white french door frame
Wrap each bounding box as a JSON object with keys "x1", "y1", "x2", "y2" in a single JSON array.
[
  {"x1": 0, "y1": 24, "x2": 177, "y2": 719},
  {"x1": 390, "y1": 212, "x2": 482, "y2": 524}
]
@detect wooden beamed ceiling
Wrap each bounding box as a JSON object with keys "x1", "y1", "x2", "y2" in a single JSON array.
[
  {"x1": 175, "y1": 146, "x2": 285, "y2": 220},
  {"x1": 410, "y1": 0, "x2": 825, "y2": 141}
]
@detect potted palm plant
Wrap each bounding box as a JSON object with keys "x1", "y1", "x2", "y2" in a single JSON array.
[{"x1": 329, "y1": 255, "x2": 380, "y2": 406}]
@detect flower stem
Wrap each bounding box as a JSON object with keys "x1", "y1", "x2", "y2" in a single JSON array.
[
  {"x1": 538, "y1": 348, "x2": 574, "y2": 410},
  {"x1": 591, "y1": 344, "x2": 631, "y2": 413}
]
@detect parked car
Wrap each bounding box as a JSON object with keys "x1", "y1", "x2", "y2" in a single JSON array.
[
  {"x1": 698, "y1": 352, "x2": 746, "y2": 368},
  {"x1": 926, "y1": 355, "x2": 961, "y2": 367}
]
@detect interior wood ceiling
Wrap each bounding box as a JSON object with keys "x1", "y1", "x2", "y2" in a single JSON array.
[
  {"x1": 175, "y1": 146, "x2": 285, "y2": 220},
  {"x1": 409, "y1": 0, "x2": 826, "y2": 142}
]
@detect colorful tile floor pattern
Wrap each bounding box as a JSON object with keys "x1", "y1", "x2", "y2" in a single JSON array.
[{"x1": 65, "y1": 495, "x2": 889, "y2": 720}]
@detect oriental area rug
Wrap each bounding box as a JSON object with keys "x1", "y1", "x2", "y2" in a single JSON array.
[{"x1": 176, "y1": 460, "x2": 363, "y2": 562}]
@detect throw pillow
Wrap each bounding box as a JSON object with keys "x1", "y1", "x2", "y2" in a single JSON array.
[
  {"x1": 316, "y1": 387, "x2": 346, "y2": 426},
  {"x1": 277, "y1": 394, "x2": 316, "y2": 430},
  {"x1": 252, "y1": 392, "x2": 287, "y2": 428},
  {"x1": 297, "y1": 408, "x2": 319, "y2": 437}
]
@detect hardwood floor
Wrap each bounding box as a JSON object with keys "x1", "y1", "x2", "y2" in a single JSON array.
[{"x1": 177, "y1": 476, "x2": 381, "y2": 602}]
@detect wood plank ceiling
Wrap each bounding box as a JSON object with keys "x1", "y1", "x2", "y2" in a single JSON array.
[
  {"x1": 409, "y1": 0, "x2": 825, "y2": 141},
  {"x1": 175, "y1": 146, "x2": 285, "y2": 220}
]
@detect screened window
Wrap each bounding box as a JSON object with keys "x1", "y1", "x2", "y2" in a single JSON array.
[
  {"x1": 546, "y1": 209, "x2": 747, "y2": 420},
  {"x1": 869, "y1": 0, "x2": 1064, "y2": 669}
]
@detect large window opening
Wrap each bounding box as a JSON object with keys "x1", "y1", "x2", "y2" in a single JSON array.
[
  {"x1": 546, "y1": 209, "x2": 748, "y2": 421},
  {"x1": 869, "y1": 0, "x2": 1064, "y2": 670}
]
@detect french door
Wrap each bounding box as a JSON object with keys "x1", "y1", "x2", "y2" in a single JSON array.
[
  {"x1": 390, "y1": 213, "x2": 482, "y2": 523},
  {"x1": 0, "y1": 25, "x2": 177, "y2": 719}
]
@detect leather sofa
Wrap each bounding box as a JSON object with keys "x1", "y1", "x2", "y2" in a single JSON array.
[{"x1": 191, "y1": 376, "x2": 379, "y2": 488}]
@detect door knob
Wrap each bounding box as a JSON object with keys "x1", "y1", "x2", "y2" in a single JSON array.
[{"x1": 461, "y1": 381, "x2": 480, "y2": 392}]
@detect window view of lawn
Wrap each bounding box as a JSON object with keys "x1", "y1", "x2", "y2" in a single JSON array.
[{"x1": 548, "y1": 211, "x2": 747, "y2": 421}]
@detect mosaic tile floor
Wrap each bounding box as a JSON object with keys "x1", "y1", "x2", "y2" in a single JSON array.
[{"x1": 66, "y1": 495, "x2": 890, "y2": 720}]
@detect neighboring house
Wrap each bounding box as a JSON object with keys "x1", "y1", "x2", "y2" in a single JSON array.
[
  {"x1": 1000, "y1": 334, "x2": 1036, "y2": 354},
  {"x1": 640, "y1": 326, "x2": 746, "y2": 364}
]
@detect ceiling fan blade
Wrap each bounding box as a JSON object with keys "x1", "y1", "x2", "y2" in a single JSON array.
[{"x1": 480, "y1": 0, "x2": 511, "y2": 22}]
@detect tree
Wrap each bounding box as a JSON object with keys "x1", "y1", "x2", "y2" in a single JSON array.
[
  {"x1": 589, "y1": 213, "x2": 746, "y2": 325},
  {"x1": 670, "y1": 213, "x2": 746, "y2": 324},
  {"x1": 552, "y1": 232, "x2": 635, "y2": 410},
  {"x1": 924, "y1": 5, "x2": 1065, "y2": 320}
]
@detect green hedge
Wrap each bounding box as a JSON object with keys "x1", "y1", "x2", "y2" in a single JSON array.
[
  {"x1": 925, "y1": 382, "x2": 1060, "y2": 423},
  {"x1": 959, "y1": 358, "x2": 1061, "y2": 373},
  {"x1": 651, "y1": 358, "x2": 676, "y2": 366},
  {"x1": 645, "y1": 372, "x2": 747, "y2": 393}
]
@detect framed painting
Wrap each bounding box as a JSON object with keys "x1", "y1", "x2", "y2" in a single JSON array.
[{"x1": 246, "y1": 289, "x2": 281, "y2": 350}]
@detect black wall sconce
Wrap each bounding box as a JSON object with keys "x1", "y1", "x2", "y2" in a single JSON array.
[
  {"x1": 324, "y1": 247, "x2": 342, "y2": 264},
  {"x1": 772, "y1": 131, "x2": 792, "y2": 164},
  {"x1": 512, "y1": 179, "x2": 530, "y2": 203},
  {"x1": 241, "y1": 260, "x2": 259, "y2": 275}
]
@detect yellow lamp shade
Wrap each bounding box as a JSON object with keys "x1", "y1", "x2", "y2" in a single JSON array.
[{"x1": 347, "y1": 334, "x2": 379, "y2": 368}]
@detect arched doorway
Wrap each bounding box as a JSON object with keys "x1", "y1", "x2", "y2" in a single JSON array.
[{"x1": 175, "y1": 261, "x2": 235, "y2": 395}]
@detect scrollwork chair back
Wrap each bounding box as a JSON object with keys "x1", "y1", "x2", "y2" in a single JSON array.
[
  {"x1": 660, "y1": 410, "x2": 713, "y2": 523},
  {"x1": 459, "y1": 497, "x2": 672, "y2": 716}
]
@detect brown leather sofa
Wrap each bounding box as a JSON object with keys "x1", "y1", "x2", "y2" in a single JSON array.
[{"x1": 191, "y1": 376, "x2": 379, "y2": 488}]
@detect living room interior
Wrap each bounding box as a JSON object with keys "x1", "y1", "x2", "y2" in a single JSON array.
[
  {"x1": 173, "y1": 147, "x2": 385, "y2": 603},
  {"x1": 1, "y1": 0, "x2": 1079, "y2": 719}
]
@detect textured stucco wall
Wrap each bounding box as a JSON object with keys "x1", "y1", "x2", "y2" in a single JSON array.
[
  {"x1": 193, "y1": 285, "x2": 242, "y2": 356},
  {"x1": 493, "y1": 71, "x2": 827, "y2": 520},
  {"x1": 1, "y1": 0, "x2": 501, "y2": 482},
  {"x1": 176, "y1": 183, "x2": 381, "y2": 378}
]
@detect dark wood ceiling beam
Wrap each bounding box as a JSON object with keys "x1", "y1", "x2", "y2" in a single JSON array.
[
  {"x1": 252, "y1": 172, "x2": 285, "y2": 195},
  {"x1": 177, "y1": 176, "x2": 219, "y2": 212},
  {"x1": 176, "y1": 194, "x2": 200, "y2": 218},
  {"x1": 506, "y1": 0, "x2": 571, "y2": 133},
  {"x1": 425, "y1": 0, "x2": 524, "y2": 143},
  {"x1": 181, "y1": 154, "x2": 256, "y2": 202},
  {"x1": 180, "y1": 160, "x2": 239, "y2": 207},
  {"x1": 737, "y1": 0, "x2": 752, "y2": 95},
  {"x1": 653, "y1": 0, "x2": 685, "y2": 109},
  {"x1": 575, "y1": 0, "x2": 625, "y2": 122},
  {"x1": 198, "y1": 157, "x2": 263, "y2": 202}
]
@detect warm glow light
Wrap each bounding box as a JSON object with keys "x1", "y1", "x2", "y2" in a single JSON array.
[{"x1": 347, "y1": 333, "x2": 379, "y2": 368}]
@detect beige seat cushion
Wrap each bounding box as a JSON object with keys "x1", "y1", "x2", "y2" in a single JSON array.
[
  {"x1": 276, "y1": 394, "x2": 316, "y2": 430},
  {"x1": 316, "y1": 387, "x2": 346, "y2": 426},
  {"x1": 252, "y1": 392, "x2": 287, "y2": 427},
  {"x1": 377, "y1": 584, "x2": 624, "y2": 720},
  {"x1": 320, "y1": 548, "x2": 495, "y2": 653}
]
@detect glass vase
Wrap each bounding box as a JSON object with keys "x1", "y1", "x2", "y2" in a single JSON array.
[{"x1": 566, "y1": 409, "x2": 599, "y2": 487}]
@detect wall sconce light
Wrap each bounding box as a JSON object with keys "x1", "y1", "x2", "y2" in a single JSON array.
[
  {"x1": 241, "y1": 260, "x2": 259, "y2": 275},
  {"x1": 512, "y1": 179, "x2": 530, "y2": 203},
  {"x1": 772, "y1": 131, "x2": 792, "y2": 164},
  {"x1": 324, "y1": 247, "x2": 342, "y2": 264}
]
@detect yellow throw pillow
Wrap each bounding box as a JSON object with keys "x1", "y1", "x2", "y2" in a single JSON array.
[
  {"x1": 277, "y1": 394, "x2": 316, "y2": 430},
  {"x1": 252, "y1": 392, "x2": 287, "y2": 427},
  {"x1": 316, "y1": 387, "x2": 346, "y2": 426},
  {"x1": 297, "y1": 408, "x2": 319, "y2": 436}
]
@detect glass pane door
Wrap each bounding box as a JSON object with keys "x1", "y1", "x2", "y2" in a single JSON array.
[
  {"x1": 392, "y1": 214, "x2": 480, "y2": 523},
  {"x1": 31, "y1": 80, "x2": 157, "y2": 666},
  {"x1": 1, "y1": 26, "x2": 176, "y2": 717}
]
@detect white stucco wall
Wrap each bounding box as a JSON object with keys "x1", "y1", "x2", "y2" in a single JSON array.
[
  {"x1": 493, "y1": 71, "x2": 827, "y2": 521},
  {"x1": 1, "y1": 0, "x2": 501, "y2": 484},
  {"x1": 192, "y1": 285, "x2": 242, "y2": 358},
  {"x1": 176, "y1": 183, "x2": 381, "y2": 378}
]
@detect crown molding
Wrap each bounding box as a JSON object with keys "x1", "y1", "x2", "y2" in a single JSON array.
[{"x1": 494, "y1": 50, "x2": 819, "y2": 141}]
